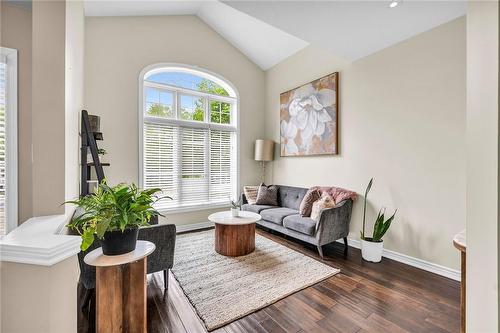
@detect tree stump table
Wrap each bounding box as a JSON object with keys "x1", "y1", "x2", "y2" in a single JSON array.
[
  {"x1": 209, "y1": 211, "x2": 261, "y2": 257},
  {"x1": 84, "y1": 240, "x2": 156, "y2": 333}
]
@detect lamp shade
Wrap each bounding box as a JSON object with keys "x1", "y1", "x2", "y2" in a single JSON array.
[{"x1": 254, "y1": 139, "x2": 274, "y2": 161}]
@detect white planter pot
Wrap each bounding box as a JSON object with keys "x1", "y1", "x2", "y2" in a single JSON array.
[
  {"x1": 361, "y1": 239, "x2": 384, "y2": 263},
  {"x1": 231, "y1": 208, "x2": 239, "y2": 217}
]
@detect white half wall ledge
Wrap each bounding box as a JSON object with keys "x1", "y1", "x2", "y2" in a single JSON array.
[
  {"x1": 177, "y1": 221, "x2": 460, "y2": 281},
  {"x1": 0, "y1": 214, "x2": 82, "y2": 266}
]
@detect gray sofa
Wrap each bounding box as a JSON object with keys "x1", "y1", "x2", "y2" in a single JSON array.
[{"x1": 241, "y1": 185, "x2": 353, "y2": 258}]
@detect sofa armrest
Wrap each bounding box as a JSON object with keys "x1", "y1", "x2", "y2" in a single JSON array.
[
  {"x1": 240, "y1": 192, "x2": 248, "y2": 205},
  {"x1": 315, "y1": 199, "x2": 353, "y2": 246}
]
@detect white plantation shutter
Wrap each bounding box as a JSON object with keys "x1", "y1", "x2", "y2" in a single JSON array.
[
  {"x1": 180, "y1": 127, "x2": 208, "y2": 206},
  {"x1": 0, "y1": 57, "x2": 6, "y2": 235},
  {"x1": 209, "y1": 130, "x2": 235, "y2": 203},
  {"x1": 141, "y1": 71, "x2": 237, "y2": 211},
  {"x1": 0, "y1": 47, "x2": 17, "y2": 235},
  {"x1": 143, "y1": 124, "x2": 236, "y2": 210},
  {"x1": 143, "y1": 122, "x2": 178, "y2": 210}
]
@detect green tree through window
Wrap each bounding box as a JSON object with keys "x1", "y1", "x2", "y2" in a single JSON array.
[
  {"x1": 197, "y1": 79, "x2": 229, "y2": 97},
  {"x1": 147, "y1": 103, "x2": 171, "y2": 117},
  {"x1": 195, "y1": 79, "x2": 231, "y2": 124},
  {"x1": 146, "y1": 79, "x2": 230, "y2": 122}
]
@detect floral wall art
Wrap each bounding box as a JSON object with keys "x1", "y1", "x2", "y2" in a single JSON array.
[{"x1": 280, "y1": 72, "x2": 338, "y2": 156}]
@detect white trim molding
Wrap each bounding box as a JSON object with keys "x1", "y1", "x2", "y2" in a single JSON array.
[
  {"x1": 161, "y1": 203, "x2": 230, "y2": 215},
  {"x1": 337, "y1": 238, "x2": 461, "y2": 281},
  {"x1": 176, "y1": 221, "x2": 214, "y2": 234},
  {"x1": 0, "y1": 214, "x2": 82, "y2": 266}
]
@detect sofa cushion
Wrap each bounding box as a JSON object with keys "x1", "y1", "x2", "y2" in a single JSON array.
[
  {"x1": 241, "y1": 203, "x2": 275, "y2": 214},
  {"x1": 260, "y1": 207, "x2": 299, "y2": 225},
  {"x1": 283, "y1": 214, "x2": 317, "y2": 236},
  {"x1": 278, "y1": 186, "x2": 308, "y2": 210}
]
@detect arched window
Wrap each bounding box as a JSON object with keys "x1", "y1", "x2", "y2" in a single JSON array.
[{"x1": 139, "y1": 64, "x2": 238, "y2": 211}]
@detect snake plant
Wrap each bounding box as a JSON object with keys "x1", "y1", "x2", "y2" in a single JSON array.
[{"x1": 360, "y1": 178, "x2": 397, "y2": 242}]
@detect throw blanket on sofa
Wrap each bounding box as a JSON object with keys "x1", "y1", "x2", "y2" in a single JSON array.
[{"x1": 311, "y1": 186, "x2": 358, "y2": 205}]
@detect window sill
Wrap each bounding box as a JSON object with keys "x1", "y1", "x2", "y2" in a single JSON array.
[{"x1": 158, "y1": 202, "x2": 230, "y2": 215}]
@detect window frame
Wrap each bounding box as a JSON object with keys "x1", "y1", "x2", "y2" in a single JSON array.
[
  {"x1": 0, "y1": 47, "x2": 18, "y2": 235},
  {"x1": 138, "y1": 64, "x2": 239, "y2": 213},
  {"x1": 144, "y1": 85, "x2": 175, "y2": 119}
]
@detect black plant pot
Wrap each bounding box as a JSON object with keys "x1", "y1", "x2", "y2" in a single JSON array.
[{"x1": 101, "y1": 228, "x2": 139, "y2": 255}]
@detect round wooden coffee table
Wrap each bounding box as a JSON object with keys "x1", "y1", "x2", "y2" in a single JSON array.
[{"x1": 208, "y1": 211, "x2": 261, "y2": 257}]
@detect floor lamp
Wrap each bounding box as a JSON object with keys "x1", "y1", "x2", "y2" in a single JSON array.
[{"x1": 254, "y1": 139, "x2": 274, "y2": 183}]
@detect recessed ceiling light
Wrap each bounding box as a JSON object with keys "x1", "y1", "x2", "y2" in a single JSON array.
[{"x1": 389, "y1": 1, "x2": 400, "y2": 8}]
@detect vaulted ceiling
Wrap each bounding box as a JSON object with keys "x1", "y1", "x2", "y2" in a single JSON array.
[
  {"x1": 84, "y1": 0, "x2": 308, "y2": 70},
  {"x1": 84, "y1": 0, "x2": 466, "y2": 70}
]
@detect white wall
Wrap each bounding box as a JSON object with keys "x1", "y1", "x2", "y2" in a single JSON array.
[
  {"x1": 32, "y1": 0, "x2": 66, "y2": 216},
  {"x1": 84, "y1": 15, "x2": 265, "y2": 226},
  {"x1": 0, "y1": 3, "x2": 32, "y2": 223},
  {"x1": 1, "y1": 2, "x2": 84, "y2": 332},
  {"x1": 65, "y1": 0, "x2": 85, "y2": 207},
  {"x1": 265, "y1": 17, "x2": 466, "y2": 270},
  {"x1": 1, "y1": 257, "x2": 79, "y2": 333},
  {"x1": 466, "y1": 1, "x2": 499, "y2": 331}
]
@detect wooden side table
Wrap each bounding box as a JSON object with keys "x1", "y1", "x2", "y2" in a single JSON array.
[
  {"x1": 208, "y1": 211, "x2": 261, "y2": 257},
  {"x1": 84, "y1": 240, "x2": 156, "y2": 333},
  {"x1": 453, "y1": 230, "x2": 466, "y2": 333}
]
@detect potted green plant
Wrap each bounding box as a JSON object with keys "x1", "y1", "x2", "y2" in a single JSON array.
[
  {"x1": 97, "y1": 148, "x2": 107, "y2": 163},
  {"x1": 230, "y1": 198, "x2": 241, "y2": 217},
  {"x1": 360, "y1": 178, "x2": 397, "y2": 262},
  {"x1": 66, "y1": 181, "x2": 166, "y2": 255}
]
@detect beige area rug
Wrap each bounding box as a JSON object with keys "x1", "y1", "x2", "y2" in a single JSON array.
[{"x1": 171, "y1": 230, "x2": 340, "y2": 331}]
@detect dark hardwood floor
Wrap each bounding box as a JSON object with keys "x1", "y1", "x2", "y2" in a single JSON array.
[{"x1": 144, "y1": 228, "x2": 460, "y2": 333}]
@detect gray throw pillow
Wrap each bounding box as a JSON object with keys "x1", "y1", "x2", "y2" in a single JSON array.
[{"x1": 256, "y1": 184, "x2": 278, "y2": 206}]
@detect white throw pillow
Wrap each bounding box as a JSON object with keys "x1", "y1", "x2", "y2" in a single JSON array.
[
  {"x1": 243, "y1": 185, "x2": 259, "y2": 205},
  {"x1": 310, "y1": 194, "x2": 336, "y2": 221}
]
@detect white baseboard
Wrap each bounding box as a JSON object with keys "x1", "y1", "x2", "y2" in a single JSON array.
[
  {"x1": 176, "y1": 221, "x2": 214, "y2": 234},
  {"x1": 337, "y1": 238, "x2": 461, "y2": 281},
  {"x1": 175, "y1": 222, "x2": 461, "y2": 282}
]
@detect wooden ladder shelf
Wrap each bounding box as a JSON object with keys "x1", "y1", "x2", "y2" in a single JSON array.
[{"x1": 80, "y1": 110, "x2": 107, "y2": 197}]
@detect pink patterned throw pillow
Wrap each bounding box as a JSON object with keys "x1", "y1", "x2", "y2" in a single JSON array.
[
  {"x1": 311, "y1": 186, "x2": 357, "y2": 205},
  {"x1": 299, "y1": 188, "x2": 321, "y2": 217},
  {"x1": 310, "y1": 194, "x2": 336, "y2": 221}
]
